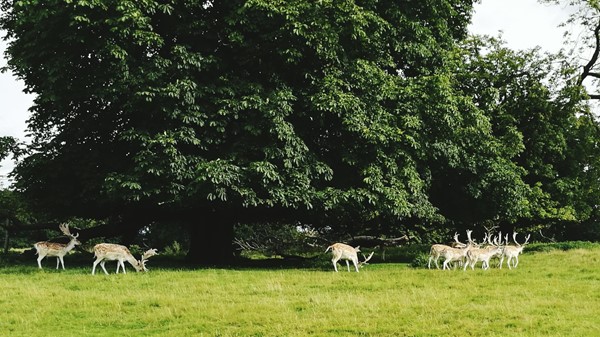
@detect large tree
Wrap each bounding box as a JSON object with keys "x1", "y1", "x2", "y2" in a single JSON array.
[{"x1": 3, "y1": 0, "x2": 553, "y2": 260}]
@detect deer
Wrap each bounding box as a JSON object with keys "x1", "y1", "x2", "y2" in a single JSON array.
[
  {"x1": 428, "y1": 232, "x2": 466, "y2": 269},
  {"x1": 499, "y1": 233, "x2": 531, "y2": 269},
  {"x1": 34, "y1": 223, "x2": 81, "y2": 270},
  {"x1": 440, "y1": 230, "x2": 483, "y2": 270},
  {"x1": 325, "y1": 243, "x2": 374, "y2": 272},
  {"x1": 92, "y1": 243, "x2": 158, "y2": 275},
  {"x1": 464, "y1": 232, "x2": 504, "y2": 270}
]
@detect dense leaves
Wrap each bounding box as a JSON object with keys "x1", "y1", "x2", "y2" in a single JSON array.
[{"x1": 1, "y1": 0, "x2": 599, "y2": 261}]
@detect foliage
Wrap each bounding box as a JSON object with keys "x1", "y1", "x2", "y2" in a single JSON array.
[
  {"x1": 0, "y1": 136, "x2": 18, "y2": 163},
  {"x1": 2, "y1": 0, "x2": 600, "y2": 257},
  {"x1": 234, "y1": 222, "x2": 322, "y2": 257}
]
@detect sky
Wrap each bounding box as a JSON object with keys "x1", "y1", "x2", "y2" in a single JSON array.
[{"x1": 0, "y1": 0, "x2": 578, "y2": 188}]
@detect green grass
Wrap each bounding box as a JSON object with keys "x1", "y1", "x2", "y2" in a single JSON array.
[{"x1": 1, "y1": 247, "x2": 600, "y2": 336}]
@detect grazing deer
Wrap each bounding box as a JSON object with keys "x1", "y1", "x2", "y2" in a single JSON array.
[
  {"x1": 34, "y1": 223, "x2": 81, "y2": 270},
  {"x1": 500, "y1": 233, "x2": 531, "y2": 269},
  {"x1": 325, "y1": 243, "x2": 374, "y2": 272},
  {"x1": 92, "y1": 243, "x2": 158, "y2": 275}
]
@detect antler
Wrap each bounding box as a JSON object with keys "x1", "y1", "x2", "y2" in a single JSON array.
[
  {"x1": 142, "y1": 248, "x2": 158, "y2": 261},
  {"x1": 59, "y1": 223, "x2": 78, "y2": 239},
  {"x1": 522, "y1": 234, "x2": 531, "y2": 246},
  {"x1": 359, "y1": 252, "x2": 374, "y2": 266},
  {"x1": 512, "y1": 232, "x2": 531, "y2": 246},
  {"x1": 453, "y1": 233, "x2": 467, "y2": 248},
  {"x1": 512, "y1": 232, "x2": 519, "y2": 245},
  {"x1": 466, "y1": 229, "x2": 477, "y2": 245}
]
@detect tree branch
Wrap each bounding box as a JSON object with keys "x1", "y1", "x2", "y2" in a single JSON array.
[{"x1": 579, "y1": 18, "x2": 600, "y2": 89}]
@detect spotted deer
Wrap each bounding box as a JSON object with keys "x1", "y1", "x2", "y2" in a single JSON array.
[
  {"x1": 92, "y1": 243, "x2": 158, "y2": 275},
  {"x1": 325, "y1": 243, "x2": 374, "y2": 272},
  {"x1": 34, "y1": 223, "x2": 81, "y2": 269}
]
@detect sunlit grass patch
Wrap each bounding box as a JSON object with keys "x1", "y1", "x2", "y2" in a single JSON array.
[{"x1": 1, "y1": 247, "x2": 600, "y2": 336}]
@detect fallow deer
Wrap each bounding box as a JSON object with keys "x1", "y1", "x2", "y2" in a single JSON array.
[
  {"x1": 325, "y1": 243, "x2": 374, "y2": 272},
  {"x1": 34, "y1": 223, "x2": 81, "y2": 270},
  {"x1": 428, "y1": 232, "x2": 466, "y2": 269},
  {"x1": 92, "y1": 243, "x2": 158, "y2": 275},
  {"x1": 499, "y1": 233, "x2": 531, "y2": 269}
]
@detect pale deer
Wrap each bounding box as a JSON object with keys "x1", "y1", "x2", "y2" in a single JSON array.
[
  {"x1": 499, "y1": 233, "x2": 530, "y2": 269},
  {"x1": 428, "y1": 232, "x2": 467, "y2": 269},
  {"x1": 325, "y1": 243, "x2": 374, "y2": 272},
  {"x1": 92, "y1": 243, "x2": 158, "y2": 275},
  {"x1": 464, "y1": 246, "x2": 503, "y2": 270},
  {"x1": 464, "y1": 232, "x2": 504, "y2": 270},
  {"x1": 34, "y1": 223, "x2": 81, "y2": 270}
]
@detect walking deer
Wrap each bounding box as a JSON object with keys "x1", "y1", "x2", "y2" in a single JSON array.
[
  {"x1": 500, "y1": 233, "x2": 531, "y2": 269},
  {"x1": 428, "y1": 232, "x2": 467, "y2": 269},
  {"x1": 92, "y1": 243, "x2": 158, "y2": 275},
  {"x1": 34, "y1": 223, "x2": 81, "y2": 269},
  {"x1": 325, "y1": 243, "x2": 374, "y2": 272}
]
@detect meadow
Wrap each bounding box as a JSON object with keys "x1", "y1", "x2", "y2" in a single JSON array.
[{"x1": 1, "y1": 246, "x2": 599, "y2": 337}]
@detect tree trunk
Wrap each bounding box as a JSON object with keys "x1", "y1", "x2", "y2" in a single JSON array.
[{"x1": 186, "y1": 208, "x2": 235, "y2": 265}]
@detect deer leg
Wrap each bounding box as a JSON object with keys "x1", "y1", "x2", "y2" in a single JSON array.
[
  {"x1": 121, "y1": 261, "x2": 127, "y2": 274},
  {"x1": 514, "y1": 256, "x2": 520, "y2": 268},
  {"x1": 353, "y1": 259, "x2": 359, "y2": 272},
  {"x1": 92, "y1": 259, "x2": 101, "y2": 275},
  {"x1": 331, "y1": 258, "x2": 339, "y2": 272},
  {"x1": 443, "y1": 258, "x2": 452, "y2": 270},
  {"x1": 116, "y1": 261, "x2": 121, "y2": 274},
  {"x1": 37, "y1": 254, "x2": 45, "y2": 269},
  {"x1": 100, "y1": 261, "x2": 109, "y2": 275}
]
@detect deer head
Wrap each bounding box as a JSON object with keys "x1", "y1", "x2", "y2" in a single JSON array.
[
  {"x1": 138, "y1": 248, "x2": 159, "y2": 271},
  {"x1": 59, "y1": 223, "x2": 80, "y2": 243},
  {"x1": 358, "y1": 252, "x2": 374, "y2": 267}
]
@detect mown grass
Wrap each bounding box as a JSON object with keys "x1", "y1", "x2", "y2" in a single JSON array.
[{"x1": 1, "y1": 247, "x2": 600, "y2": 336}]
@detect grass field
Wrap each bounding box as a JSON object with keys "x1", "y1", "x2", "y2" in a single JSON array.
[{"x1": 1, "y1": 247, "x2": 599, "y2": 337}]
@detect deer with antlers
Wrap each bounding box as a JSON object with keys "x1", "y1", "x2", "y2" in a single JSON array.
[
  {"x1": 92, "y1": 243, "x2": 158, "y2": 275},
  {"x1": 428, "y1": 232, "x2": 467, "y2": 269},
  {"x1": 34, "y1": 223, "x2": 81, "y2": 270},
  {"x1": 325, "y1": 243, "x2": 374, "y2": 272},
  {"x1": 463, "y1": 231, "x2": 504, "y2": 270},
  {"x1": 499, "y1": 233, "x2": 531, "y2": 269}
]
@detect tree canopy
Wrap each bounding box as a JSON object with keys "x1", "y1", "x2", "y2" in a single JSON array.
[{"x1": 1, "y1": 0, "x2": 599, "y2": 262}]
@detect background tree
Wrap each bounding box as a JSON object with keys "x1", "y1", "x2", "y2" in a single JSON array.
[{"x1": 455, "y1": 35, "x2": 600, "y2": 239}]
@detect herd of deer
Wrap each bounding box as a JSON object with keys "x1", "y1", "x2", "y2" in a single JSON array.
[
  {"x1": 31, "y1": 224, "x2": 530, "y2": 274},
  {"x1": 428, "y1": 229, "x2": 531, "y2": 270},
  {"x1": 33, "y1": 223, "x2": 158, "y2": 274}
]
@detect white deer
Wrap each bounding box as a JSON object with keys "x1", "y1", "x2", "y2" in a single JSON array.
[
  {"x1": 428, "y1": 232, "x2": 466, "y2": 269},
  {"x1": 500, "y1": 233, "x2": 531, "y2": 269},
  {"x1": 34, "y1": 223, "x2": 81, "y2": 269},
  {"x1": 92, "y1": 243, "x2": 158, "y2": 275},
  {"x1": 464, "y1": 232, "x2": 504, "y2": 270},
  {"x1": 325, "y1": 243, "x2": 374, "y2": 272}
]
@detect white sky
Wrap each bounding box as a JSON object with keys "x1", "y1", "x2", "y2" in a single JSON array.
[{"x1": 0, "y1": 0, "x2": 577, "y2": 187}]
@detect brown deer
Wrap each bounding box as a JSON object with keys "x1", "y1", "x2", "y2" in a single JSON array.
[{"x1": 34, "y1": 223, "x2": 81, "y2": 270}]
